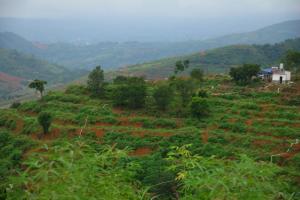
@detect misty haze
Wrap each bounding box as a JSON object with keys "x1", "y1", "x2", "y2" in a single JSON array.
[{"x1": 0, "y1": 0, "x2": 300, "y2": 199}]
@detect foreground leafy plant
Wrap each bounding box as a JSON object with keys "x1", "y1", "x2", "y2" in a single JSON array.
[
  {"x1": 167, "y1": 145, "x2": 292, "y2": 200},
  {"x1": 6, "y1": 139, "x2": 147, "y2": 199}
]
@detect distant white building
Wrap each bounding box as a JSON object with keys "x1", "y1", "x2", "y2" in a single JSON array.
[{"x1": 259, "y1": 63, "x2": 291, "y2": 84}]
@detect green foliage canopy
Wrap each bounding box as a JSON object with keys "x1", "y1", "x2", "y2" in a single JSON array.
[
  {"x1": 87, "y1": 66, "x2": 104, "y2": 97},
  {"x1": 190, "y1": 68, "x2": 204, "y2": 82},
  {"x1": 190, "y1": 97, "x2": 210, "y2": 119},
  {"x1": 153, "y1": 84, "x2": 174, "y2": 111},
  {"x1": 112, "y1": 76, "x2": 147, "y2": 109},
  {"x1": 229, "y1": 64, "x2": 260, "y2": 85},
  {"x1": 28, "y1": 79, "x2": 47, "y2": 97}
]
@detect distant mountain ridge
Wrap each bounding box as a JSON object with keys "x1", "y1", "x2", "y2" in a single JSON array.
[
  {"x1": 0, "y1": 20, "x2": 299, "y2": 70},
  {"x1": 111, "y1": 37, "x2": 300, "y2": 79}
]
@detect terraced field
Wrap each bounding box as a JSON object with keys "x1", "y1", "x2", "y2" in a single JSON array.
[{"x1": 1, "y1": 77, "x2": 300, "y2": 199}]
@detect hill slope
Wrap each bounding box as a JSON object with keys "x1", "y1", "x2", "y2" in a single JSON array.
[
  {"x1": 0, "y1": 48, "x2": 86, "y2": 99},
  {"x1": 112, "y1": 38, "x2": 300, "y2": 79},
  {"x1": 0, "y1": 20, "x2": 299, "y2": 70}
]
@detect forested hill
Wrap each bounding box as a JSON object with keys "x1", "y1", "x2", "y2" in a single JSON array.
[
  {"x1": 0, "y1": 20, "x2": 299, "y2": 70},
  {"x1": 112, "y1": 38, "x2": 300, "y2": 79},
  {"x1": 0, "y1": 48, "x2": 86, "y2": 99}
]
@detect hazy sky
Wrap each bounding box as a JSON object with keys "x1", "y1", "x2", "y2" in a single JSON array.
[
  {"x1": 1, "y1": 0, "x2": 300, "y2": 19},
  {"x1": 0, "y1": 0, "x2": 299, "y2": 42}
]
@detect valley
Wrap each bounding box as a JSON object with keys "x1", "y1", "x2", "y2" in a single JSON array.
[{"x1": 0, "y1": 9, "x2": 300, "y2": 199}]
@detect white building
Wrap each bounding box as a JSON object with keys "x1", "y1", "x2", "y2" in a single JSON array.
[{"x1": 260, "y1": 63, "x2": 291, "y2": 84}]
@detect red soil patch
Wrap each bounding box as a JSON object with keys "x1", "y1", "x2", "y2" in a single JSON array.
[
  {"x1": 91, "y1": 128, "x2": 105, "y2": 137},
  {"x1": 15, "y1": 120, "x2": 24, "y2": 133},
  {"x1": 95, "y1": 119, "x2": 143, "y2": 128},
  {"x1": 95, "y1": 122, "x2": 114, "y2": 126},
  {"x1": 280, "y1": 143, "x2": 300, "y2": 160},
  {"x1": 120, "y1": 121, "x2": 143, "y2": 128},
  {"x1": 245, "y1": 119, "x2": 253, "y2": 126},
  {"x1": 129, "y1": 147, "x2": 152, "y2": 156},
  {"x1": 43, "y1": 128, "x2": 61, "y2": 140},
  {"x1": 31, "y1": 128, "x2": 61, "y2": 140},
  {"x1": 155, "y1": 132, "x2": 172, "y2": 137},
  {"x1": 202, "y1": 130, "x2": 209, "y2": 144},
  {"x1": 252, "y1": 139, "x2": 272, "y2": 147},
  {"x1": 68, "y1": 128, "x2": 82, "y2": 137},
  {"x1": 228, "y1": 118, "x2": 237, "y2": 123},
  {"x1": 0, "y1": 72, "x2": 23, "y2": 89},
  {"x1": 53, "y1": 119, "x2": 74, "y2": 126},
  {"x1": 131, "y1": 131, "x2": 147, "y2": 137},
  {"x1": 113, "y1": 108, "x2": 124, "y2": 114},
  {"x1": 130, "y1": 130, "x2": 172, "y2": 137},
  {"x1": 22, "y1": 111, "x2": 37, "y2": 117}
]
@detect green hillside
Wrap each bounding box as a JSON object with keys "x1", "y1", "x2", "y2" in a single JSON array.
[
  {"x1": 113, "y1": 38, "x2": 300, "y2": 79},
  {"x1": 0, "y1": 48, "x2": 86, "y2": 99}
]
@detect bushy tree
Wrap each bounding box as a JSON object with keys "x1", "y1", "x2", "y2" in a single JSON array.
[
  {"x1": 190, "y1": 97, "x2": 210, "y2": 119},
  {"x1": 283, "y1": 50, "x2": 300, "y2": 71},
  {"x1": 153, "y1": 84, "x2": 174, "y2": 111},
  {"x1": 175, "y1": 60, "x2": 189, "y2": 74},
  {"x1": 87, "y1": 66, "x2": 104, "y2": 97},
  {"x1": 28, "y1": 79, "x2": 47, "y2": 98},
  {"x1": 127, "y1": 80, "x2": 147, "y2": 109},
  {"x1": 38, "y1": 112, "x2": 52, "y2": 134},
  {"x1": 111, "y1": 77, "x2": 147, "y2": 109},
  {"x1": 171, "y1": 78, "x2": 197, "y2": 107},
  {"x1": 190, "y1": 68, "x2": 204, "y2": 82},
  {"x1": 229, "y1": 64, "x2": 260, "y2": 85}
]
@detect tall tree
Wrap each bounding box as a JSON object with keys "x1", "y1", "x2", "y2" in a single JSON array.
[
  {"x1": 171, "y1": 78, "x2": 197, "y2": 107},
  {"x1": 229, "y1": 64, "x2": 260, "y2": 85},
  {"x1": 153, "y1": 84, "x2": 174, "y2": 111},
  {"x1": 28, "y1": 79, "x2": 47, "y2": 98},
  {"x1": 87, "y1": 66, "x2": 104, "y2": 97}
]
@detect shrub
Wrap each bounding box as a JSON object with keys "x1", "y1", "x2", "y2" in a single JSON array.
[
  {"x1": 239, "y1": 102, "x2": 260, "y2": 111},
  {"x1": 19, "y1": 101, "x2": 42, "y2": 113},
  {"x1": 0, "y1": 111, "x2": 18, "y2": 130},
  {"x1": 6, "y1": 140, "x2": 146, "y2": 199},
  {"x1": 10, "y1": 102, "x2": 21, "y2": 109},
  {"x1": 190, "y1": 97, "x2": 210, "y2": 119},
  {"x1": 167, "y1": 145, "x2": 291, "y2": 200},
  {"x1": 65, "y1": 85, "x2": 88, "y2": 95},
  {"x1": 38, "y1": 112, "x2": 52, "y2": 134},
  {"x1": 197, "y1": 90, "x2": 208, "y2": 98},
  {"x1": 0, "y1": 131, "x2": 32, "y2": 199},
  {"x1": 43, "y1": 92, "x2": 85, "y2": 104},
  {"x1": 21, "y1": 117, "x2": 39, "y2": 135}
]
